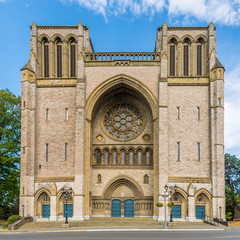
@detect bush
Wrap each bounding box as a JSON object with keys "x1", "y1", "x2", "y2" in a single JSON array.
[
  {"x1": 1, "y1": 224, "x2": 8, "y2": 229},
  {"x1": 226, "y1": 212, "x2": 233, "y2": 221},
  {"x1": 7, "y1": 215, "x2": 21, "y2": 225}
]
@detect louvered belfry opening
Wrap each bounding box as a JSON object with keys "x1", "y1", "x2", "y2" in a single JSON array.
[
  {"x1": 197, "y1": 44, "x2": 202, "y2": 76},
  {"x1": 70, "y1": 44, "x2": 76, "y2": 77},
  {"x1": 44, "y1": 43, "x2": 49, "y2": 78},
  {"x1": 183, "y1": 38, "x2": 190, "y2": 76},
  {"x1": 170, "y1": 44, "x2": 175, "y2": 76},
  {"x1": 57, "y1": 42, "x2": 62, "y2": 77}
]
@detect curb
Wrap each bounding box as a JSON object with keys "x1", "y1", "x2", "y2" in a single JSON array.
[{"x1": 0, "y1": 228, "x2": 225, "y2": 234}]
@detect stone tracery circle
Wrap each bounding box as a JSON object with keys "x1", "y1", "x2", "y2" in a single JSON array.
[{"x1": 101, "y1": 102, "x2": 146, "y2": 141}]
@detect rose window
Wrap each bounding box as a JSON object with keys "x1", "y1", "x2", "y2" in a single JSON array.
[{"x1": 101, "y1": 102, "x2": 146, "y2": 141}]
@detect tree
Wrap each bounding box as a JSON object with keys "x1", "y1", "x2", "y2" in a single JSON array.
[
  {"x1": 225, "y1": 153, "x2": 240, "y2": 219},
  {"x1": 0, "y1": 89, "x2": 21, "y2": 219}
]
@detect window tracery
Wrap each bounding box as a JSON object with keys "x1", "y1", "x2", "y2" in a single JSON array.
[{"x1": 101, "y1": 102, "x2": 146, "y2": 141}]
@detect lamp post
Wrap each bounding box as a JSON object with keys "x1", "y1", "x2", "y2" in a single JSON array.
[
  {"x1": 160, "y1": 184, "x2": 177, "y2": 228},
  {"x1": 61, "y1": 187, "x2": 73, "y2": 224},
  {"x1": 219, "y1": 206, "x2": 222, "y2": 221},
  {"x1": 22, "y1": 205, "x2": 25, "y2": 217}
]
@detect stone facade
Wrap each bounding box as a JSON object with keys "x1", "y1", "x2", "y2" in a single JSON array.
[{"x1": 20, "y1": 21, "x2": 225, "y2": 221}]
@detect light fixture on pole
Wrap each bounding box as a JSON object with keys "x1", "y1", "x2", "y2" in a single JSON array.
[
  {"x1": 219, "y1": 206, "x2": 222, "y2": 220},
  {"x1": 160, "y1": 184, "x2": 177, "y2": 228},
  {"x1": 61, "y1": 187, "x2": 73, "y2": 224}
]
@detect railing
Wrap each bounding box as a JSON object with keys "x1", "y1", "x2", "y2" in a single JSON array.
[{"x1": 85, "y1": 52, "x2": 160, "y2": 61}]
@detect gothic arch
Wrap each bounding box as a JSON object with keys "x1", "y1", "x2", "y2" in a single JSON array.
[
  {"x1": 103, "y1": 175, "x2": 144, "y2": 200},
  {"x1": 85, "y1": 74, "x2": 158, "y2": 121},
  {"x1": 167, "y1": 36, "x2": 180, "y2": 44},
  {"x1": 65, "y1": 34, "x2": 78, "y2": 43},
  {"x1": 38, "y1": 34, "x2": 50, "y2": 43},
  {"x1": 195, "y1": 35, "x2": 207, "y2": 43},
  {"x1": 34, "y1": 188, "x2": 51, "y2": 217},
  {"x1": 181, "y1": 35, "x2": 194, "y2": 43},
  {"x1": 195, "y1": 188, "x2": 212, "y2": 201}
]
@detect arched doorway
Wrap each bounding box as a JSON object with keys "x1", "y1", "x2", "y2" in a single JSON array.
[
  {"x1": 195, "y1": 192, "x2": 211, "y2": 219},
  {"x1": 35, "y1": 189, "x2": 51, "y2": 219},
  {"x1": 84, "y1": 75, "x2": 158, "y2": 218},
  {"x1": 170, "y1": 191, "x2": 187, "y2": 219}
]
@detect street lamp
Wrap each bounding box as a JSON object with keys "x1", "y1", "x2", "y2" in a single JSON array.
[
  {"x1": 160, "y1": 184, "x2": 177, "y2": 228},
  {"x1": 219, "y1": 206, "x2": 222, "y2": 220},
  {"x1": 22, "y1": 205, "x2": 25, "y2": 217},
  {"x1": 61, "y1": 187, "x2": 73, "y2": 224}
]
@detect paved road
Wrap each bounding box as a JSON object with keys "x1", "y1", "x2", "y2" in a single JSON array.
[{"x1": 1, "y1": 230, "x2": 240, "y2": 240}]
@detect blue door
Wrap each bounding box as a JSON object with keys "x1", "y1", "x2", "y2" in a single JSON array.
[
  {"x1": 196, "y1": 206, "x2": 205, "y2": 219},
  {"x1": 64, "y1": 204, "x2": 73, "y2": 218},
  {"x1": 42, "y1": 204, "x2": 50, "y2": 218},
  {"x1": 111, "y1": 200, "x2": 121, "y2": 217},
  {"x1": 124, "y1": 200, "x2": 134, "y2": 217},
  {"x1": 172, "y1": 205, "x2": 181, "y2": 218}
]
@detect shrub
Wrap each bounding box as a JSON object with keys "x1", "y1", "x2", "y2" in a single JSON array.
[
  {"x1": 1, "y1": 224, "x2": 8, "y2": 229},
  {"x1": 226, "y1": 212, "x2": 233, "y2": 221},
  {"x1": 7, "y1": 215, "x2": 21, "y2": 225}
]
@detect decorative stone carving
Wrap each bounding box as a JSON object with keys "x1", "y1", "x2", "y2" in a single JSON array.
[{"x1": 96, "y1": 134, "x2": 104, "y2": 142}]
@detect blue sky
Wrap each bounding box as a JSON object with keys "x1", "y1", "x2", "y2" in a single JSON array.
[{"x1": 0, "y1": 0, "x2": 240, "y2": 157}]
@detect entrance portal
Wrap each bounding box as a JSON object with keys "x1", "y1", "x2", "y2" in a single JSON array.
[
  {"x1": 111, "y1": 200, "x2": 121, "y2": 217},
  {"x1": 124, "y1": 200, "x2": 134, "y2": 217}
]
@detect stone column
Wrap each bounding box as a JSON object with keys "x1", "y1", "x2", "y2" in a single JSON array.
[
  {"x1": 158, "y1": 22, "x2": 169, "y2": 221},
  {"x1": 187, "y1": 183, "x2": 196, "y2": 221},
  {"x1": 63, "y1": 41, "x2": 68, "y2": 78},
  {"x1": 19, "y1": 68, "x2": 37, "y2": 218},
  {"x1": 49, "y1": 41, "x2": 54, "y2": 78},
  {"x1": 73, "y1": 21, "x2": 86, "y2": 221},
  {"x1": 50, "y1": 196, "x2": 57, "y2": 221},
  {"x1": 210, "y1": 66, "x2": 225, "y2": 220}
]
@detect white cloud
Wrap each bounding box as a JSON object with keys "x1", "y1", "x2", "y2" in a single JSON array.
[
  {"x1": 168, "y1": 0, "x2": 240, "y2": 25},
  {"x1": 0, "y1": 0, "x2": 6, "y2": 2},
  {"x1": 63, "y1": 0, "x2": 166, "y2": 19},
  {"x1": 225, "y1": 63, "x2": 240, "y2": 157},
  {"x1": 62, "y1": 0, "x2": 240, "y2": 25}
]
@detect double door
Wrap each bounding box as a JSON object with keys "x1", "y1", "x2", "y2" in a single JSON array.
[{"x1": 111, "y1": 199, "x2": 134, "y2": 217}]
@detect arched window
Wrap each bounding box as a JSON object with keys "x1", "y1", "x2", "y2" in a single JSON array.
[
  {"x1": 121, "y1": 150, "x2": 125, "y2": 164},
  {"x1": 146, "y1": 151, "x2": 150, "y2": 165},
  {"x1": 129, "y1": 151, "x2": 134, "y2": 165},
  {"x1": 70, "y1": 40, "x2": 76, "y2": 77},
  {"x1": 96, "y1": 150, "x2": 101, "y2": 165},
  {"x1": 138, "y1": 151, "x2": 142, "y2": 165},
  {"x1": 43, "y1": 39, "x2": 49, "y2": 78},
  {"x1": 183, "y1": 38, "x2": 190, "y2": 76},
  {"x1": 197, "y1": 38, "x2": 204, "y2": 76},
  {"x1": 56, "y1": 38, "x2": 63, "y2": 77},
  {"x1": 113, "y1": 151, "x2": 117, "y2": 165},
  {"x1": 169, "y1": 38, "x2": 177, "y2": 76},
  {"x1": 104, "y1": 151, "x2": 109, "y2": 165}
]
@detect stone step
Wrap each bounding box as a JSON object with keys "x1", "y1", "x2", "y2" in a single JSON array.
[{"x1": 18, "y1": 218, "x2": 210, "y2": 230}]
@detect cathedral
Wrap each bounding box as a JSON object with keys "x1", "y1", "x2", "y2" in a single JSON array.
[{"x1": 20, "y1": 21, "x2": 225, "y2": 221}]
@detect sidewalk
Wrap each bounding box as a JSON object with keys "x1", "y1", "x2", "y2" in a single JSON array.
[{"x1": 0, "y1": 224, "x2": 230, "y2": 234}]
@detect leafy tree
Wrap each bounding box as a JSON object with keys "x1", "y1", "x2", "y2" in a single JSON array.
[
  {"x1": 0, "y1": 89, "x2": 21, "y2": 219},
  {"x1": 225, "y1": 153, "x2": 240, "y2": 220}
]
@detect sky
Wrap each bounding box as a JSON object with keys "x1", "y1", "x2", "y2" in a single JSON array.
[{"x1": 0, "y1": 0, "x2": 240, "y2": 157}]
